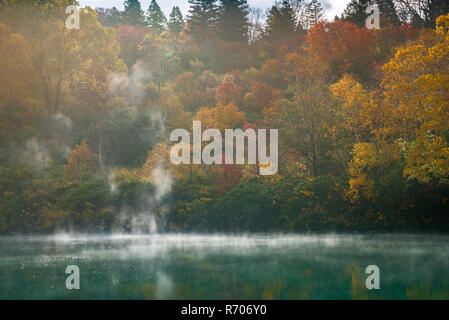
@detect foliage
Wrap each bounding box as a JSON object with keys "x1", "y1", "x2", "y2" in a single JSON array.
[
  {"x1": 168, "y1": 6, "x2": 185, "y2": 34},
  {"x1": 146, "y1": 0, "x2": 167, "y2": 34},
  {"x1": 0, "y1": 1, "x2": 448, "y2": 234}
]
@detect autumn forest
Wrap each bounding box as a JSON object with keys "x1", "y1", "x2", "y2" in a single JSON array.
[{"x1": 0, "y1": 0, "x2": 448, "y2": 234}]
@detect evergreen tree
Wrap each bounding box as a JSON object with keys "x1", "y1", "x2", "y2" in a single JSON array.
[
  {"x1": 395, "y1": 0, "x2": 449, "y2": 28},
  {"x1": 187, "y1": 0, "x2": 219, "y2": 39},
  {"x1": 146, "y1": 0, "x2": 167, "y2": 34},
  {"x1": 168, "y1": 6, "x2": 185, "y2": 34},
  {"x1": 343, "y1": 0, "x2": 371, "y2": 27},
  {"x1": 96, "y1": 7, "x2": 123, "y2": 27},
  {"x1": 343, "y1": 0, "x2": 400, "y2": 27},
  {"x1": 279, "y1": 1, "x2": 297, "y2": 31},
  {"x1": 123, "y1": 0, "x2": 145, "y2": 26},
  {"x1": 265, "y1": 1, "x2": 297, "y2": 38},
  {"x1": 376, "y1": 0, "x2": 400, "y2": 25},
  {"x1": 304, "y1": 0, "x2": 324, "y2": 29},
  {"x1": 217, "y1": 0, "x2": 249, "y2": 42}
]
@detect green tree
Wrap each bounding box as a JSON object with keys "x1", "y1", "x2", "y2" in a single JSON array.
[
  {"x1": 146, "y1": 0, "x2": 167, "y2": 34},
  {"x1": 187, "y1": 0, "x2": 219, "y2": 39},
  {"x1": 342, "y1": 0, "x2": 400, "y2": 27},
  {"x1": 342, "y1": 0, "x2": 371, "y2": 27},
  {"x1": 304, "y1": 0, "x2": 324, "y2": 29},
  {"x1": 265, "y1": 1, "x2": 297, "y2": 38},
  {"x1": 217, "y1": 0, "x2": 249, "y2": 42},
  {"x1": 96, "y1": 7, "x2": 123, "y2": 27},
  {"x1": 168, "y1": 6, "x2": 185, "y2": 34},
  {"x1": 376, "y1": 0, "x2": 400, "y2": 25},
  {"x1": 123, "y1": 0, "x2": 145, "y2": 26}
]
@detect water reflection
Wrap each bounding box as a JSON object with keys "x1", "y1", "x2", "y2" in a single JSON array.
[{"x1": 0, "y1": 234, "x2": 448, "y2": 299}]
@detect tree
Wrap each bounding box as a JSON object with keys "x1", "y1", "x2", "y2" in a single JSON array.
[
  {"x1": 146, "y1": 0, "x2": 167, "y2": 34},
  {"x1": 248, "y1": 7, "x2": 265, "y2": 43},
  {"x1": 303, "y1": 0, "x2": 324, "y2": 29},
  {"x1": 343, "y1": 0, "x2": 399, "y2": 27},
  {"x1": 217, "y1": 0, "x2": 249, "y2": 42},
  {"x1": 194, "y1": 102, "x2": 245, "y2": 131},
  {"x1": 139, "y1": 31, "x2": 181, "y2": 95},
  {"x1": 0, "y1": 23, "x2": 34, "y2": 107},
  {"x1": 265, "y1": 1, "x2": 297, "y2": 38},
  {"x1": 242, "y1": 81, "x2": 281, "y2": 112},
  {"x1": 116, "y1": 25, "x2": 148, "y2": 67},
  {"x1": 168, "y1": 6, "x2": 185, "y2": 34},
  {"x1": 215, "y1": 80, "x2": 240, "y2": 105},
  {"x1": 342, "y1": 14, "x2": 449, "y2": 201},
  {"x1": 2, "y1": 2, "x2": 78, "y2": 114},
  {"x1": 331, "y1": 74, "x2": 375, "y2": 143},
  {"x1": 395, "y1": 0, "x2": 449, "y2": 28},
  {"x1": 380, "y1": 14, "x2": 449, "y2": 184},
  {"x1": 187, "y1": 0, "x2": 219, "y2": 40},
  {"x1": 267, "y1": 81, "x2": 337, "y2": 178},
  {"x1": 64, "y1": 141, "x2": 96, "y2": 183},
  {"x1": 306, "y1": 20, "x2": 375, "y2": 83},
  {"x1": 376, "y1": 0, "x2": 400, "y2": 25},
  {"x1": 263, "y1": 50, "x2": 345, "y2": 178},
  {"x1": 123, "y1": 0, "x2": 146, "y2": 26},
  {"x1": 342, "y1": 0, "x2": 371, "y2": 27},
  {"x1": 96, "y1": 7, "x2": 123, "y2": 27},
  {"x1": 70, "y1": 8, "x2": 127, "y2": 172},
  {"x1": 0, "y1": 23, "x2": 36, "y2": 145}
]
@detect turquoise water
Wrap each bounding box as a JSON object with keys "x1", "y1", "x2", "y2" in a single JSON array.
[{"x1": 0, "y1": 234, "x2": 448, "y2": 300}]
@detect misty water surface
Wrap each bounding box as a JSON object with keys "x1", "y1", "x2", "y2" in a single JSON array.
[{"x1": 0, "y1": 233, "x2": 448, "y2": 299}]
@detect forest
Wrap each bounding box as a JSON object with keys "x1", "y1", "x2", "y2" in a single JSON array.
[{"x1": 0, "y1": 0, "x2": 448, "y2": 234}]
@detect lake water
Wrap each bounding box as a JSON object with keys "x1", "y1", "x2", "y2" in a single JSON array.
[{"x1": 0, "y1": 234, "x2": 448, "y2": 300}]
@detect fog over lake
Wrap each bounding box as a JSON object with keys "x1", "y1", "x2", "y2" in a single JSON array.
[{"x1": 1, "y1": 233, "x2": 448, "y2": 299}]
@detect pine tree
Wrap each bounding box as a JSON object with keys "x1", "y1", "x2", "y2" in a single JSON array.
[
  {"x1": 217, "y1": 0, "x2": 249, "y2": 42},
  {"x1": 146, "y1": 0, "x2": 167, "y2": 34},
  {"x1": 304, "y1": 0, "x2": 324, "y2": 29},
  {"x1": 187, "y1": 0, "x2": 219, "y2": 39},
  {"x1": 342, "y1": 0, "x2": 371, "y2": 27},
  {"x1": 279, "y1": 1, "x2": 297, "y2": 31},
  {"x1": 96, "y1": 7, "x2": 123, "y2": 27},
  {"x1": 123, "y1": 0, "x2": 146, "y2": 26},
  {"x1": 343, "y1": 0, "x2": 400, "y2": 27},
  {"x1": 266, "y1": 6, "x2": 282, "y2": 37},
  {"x1": 265, "y1": 1, "x2": 297, "y2": 38},
  {"x1": 376, "y1": 0, "x2": 400, "y2": 25},
  {"x1": 168, "y1": 6, "x2": 185, "y2": 34}
]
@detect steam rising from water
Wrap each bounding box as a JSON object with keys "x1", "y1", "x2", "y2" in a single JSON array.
[
  {"x1": 107, "y1": 61, "x2": 170, "y2": 234},
  {"x1": 2, "y1": 234, "x2": 449, "y2": 299},
  {"x1": 16, "y1": 113, "x2": 73, "y2": 172},
  {"x1": 151, "y1": 166, "x2": 172, "y2": 202}
]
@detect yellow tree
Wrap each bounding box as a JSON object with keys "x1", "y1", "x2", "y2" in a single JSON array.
[
  {"x1": 194, "y1": 103, "x2": 245, "y2": 132},
  {"x1": 64, "y1": 140, "x2": 96, "y2": 183},
  {"x1": 331, "y1": 74, "x2": 377, "y2": 143},
  {"x1": 0, "y1": 2, "x2": 126, "y2": 122},
  {"x1": 380, "y1": 13, "x2": 449, "y2": 184},
  {"x1": 0, "y1": 23, "x2": 37, "y2": 143},
  {"x1": 0, "y1": 23, "x2": 34, "y2": 107},
  {"x1": 341, "y1": 14, "x2": 449, "y2": 201},
  {"x1": 1, "y1": 1, "x2": 79, "y2": 114},
  {"x1": 139, "y1": 29, "x2": 181, "y2": 95}
]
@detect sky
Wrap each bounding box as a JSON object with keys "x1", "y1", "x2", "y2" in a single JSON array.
[{"x1": 78, "y1": 0, "x2": 351, "y2": 21}]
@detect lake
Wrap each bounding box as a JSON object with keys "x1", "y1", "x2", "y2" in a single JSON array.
[{"x1": 0, "y1": 233, "x2": 448, "y2": 299}]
